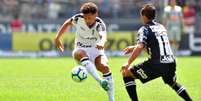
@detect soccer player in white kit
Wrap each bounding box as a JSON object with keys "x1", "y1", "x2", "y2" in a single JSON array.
[
  {"x1": 164, "y1": 0, "x2": 183, "y2": 55},
  {"x1": 55, "y1": 2, "x2": 115, "y2": 101}
]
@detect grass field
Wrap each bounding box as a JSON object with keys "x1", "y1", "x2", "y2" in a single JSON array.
[{"x1": 0, "y1": 56, "x2": 200, "y2": 101}]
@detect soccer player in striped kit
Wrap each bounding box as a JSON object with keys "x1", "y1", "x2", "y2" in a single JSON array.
[{"x1": 121, "y1": 4, "x2": 192, "y2": 101}]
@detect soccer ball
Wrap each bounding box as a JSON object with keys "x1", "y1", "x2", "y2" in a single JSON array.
[{"x1": 71, "y1": 66, "x2": 88, "y2": 82}]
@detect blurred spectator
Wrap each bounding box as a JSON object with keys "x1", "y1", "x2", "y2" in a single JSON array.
[
  {"x1": 0, "y1": 0, "x2": 20, "y2": 21},
  {"x1": 3, "y1": 0, "x2": 19, "y2": 13},
  {"x1": 195, "y1": 0, "x2": 201, "y2": 33},
  {"x1": 195, "y1": 0, "x2": 201, "y2": 16},
  {"x1": 111, "y1": 0, "x2": 120, "y2": 19},
  {"x1": 164, "y1": 0, "x2": 183, "y2": 55},
  {"x1": 98, "y1": 0, "x2": 113, "y2": 19},
  {"x1": 183, "y1": 0, "x2": 196, "y2": 35},
  {"x1": 31, "y1": 0, "x2": 47, "y2": 19},
  {"x1": 48, "y1": 1, "x2": 61, "y2": 19},
  {"x1": 10, "y1": 14, "x2": 23, "y2": 32},
  {"x1": 176, "y1": 0, "x2": 186, "y2": 7}
]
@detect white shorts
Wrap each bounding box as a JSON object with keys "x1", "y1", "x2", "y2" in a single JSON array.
[
  {"x1": 72, "y1": 47, "x2": 107, "y2": 63},
  {"x1": 168, "y1": 28, "x2": 182, "y2": 42}
]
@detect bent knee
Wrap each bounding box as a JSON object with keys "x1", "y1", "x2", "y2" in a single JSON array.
[
  {"x1": 167, "y1": 81, "x2": 177, "y2": 87},
  {"x1": 122, "y1": 67, "x2": 137, "y2": 79},
  {"x1": 122, "y1": 68, "x2": 132, "y2": 77},
  {"x1": 73, "y1": 49, "x2": 88, "y2": 61}
]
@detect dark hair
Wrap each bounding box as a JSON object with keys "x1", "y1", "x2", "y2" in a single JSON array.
[
  {"x1": 140, "y1": 4, "x2": 156, "y2": 20},
  {"x1": 80, "y1": 2, "x2": 98, "y2": 14}
]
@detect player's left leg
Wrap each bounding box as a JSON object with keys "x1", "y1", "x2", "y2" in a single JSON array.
[
  {"x1": 122, "y1": 60, "x2": 161, "y2": 101},
  {"x1": 95, "y1": 55, "x2": 115, "y2": 101},
  {"x1": 169, "y1": 82, "x2": 192, "y2": 101}
]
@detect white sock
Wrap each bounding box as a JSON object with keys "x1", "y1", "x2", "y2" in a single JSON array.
[
  {"x1": 103, "y1": 72, "x2": 115, "y2": 101},
  {"x1": 80, "y1": 57, "x2": 101, "y2": 82}
]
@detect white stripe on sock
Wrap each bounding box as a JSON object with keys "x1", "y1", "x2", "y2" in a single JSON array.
[
  {"x1": 177, "y1": 86, "x2": 185, "y2": 94},
  {"x1": 103, "y1": 72, "x2": 111, "y2": 76},
  {"x1": 125, "y1": 81, "x2": 136, "y2": 87},
  {"x1": 80, "y1": 57, "x2": 89, "y2": 62},
  {"x1": 125, "y1": 81, "x2": 135, "y2": 85},
  {"x1": 126, "y1": 83, "x2": 135, "y2": 87}
]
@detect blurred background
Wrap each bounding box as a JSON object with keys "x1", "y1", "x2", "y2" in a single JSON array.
[{"x1": 0, "y1": 0, "x2": 201, "y2": 57}]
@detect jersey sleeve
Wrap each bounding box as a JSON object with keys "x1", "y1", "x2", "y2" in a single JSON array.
[
  {"x1": 163, "y1": 6, "x2": 170, "y2": 19},
  {"x1": 178, "y1": 6, "x2": 183, "y2": 17},
  {"x1": 137, "y1": 26, "x2": 148, "y2": 45},
  {"x1": 70, "y1": 14, "x2": 82, "y2": 25},
  {"x1": 96, "y1": 19, "x2": 106, "y2": 33},
  {"x1": 96, "y1": 19, "x2": 107, "y2": 46}
]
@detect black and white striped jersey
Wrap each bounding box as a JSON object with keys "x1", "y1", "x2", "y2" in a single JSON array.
[
  {"x1": 137, "y1": 20, "x2": 175, "y2": 63},
  {"x1": 70, "y1": 13, "x2": 106, "y2": 48}
]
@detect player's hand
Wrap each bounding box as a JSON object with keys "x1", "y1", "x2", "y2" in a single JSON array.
[
  {"x1": 96, "y1": 44, "x2": 104, "y2": 50},
  {"x1": 54, "y1": 38, "x2": 64, "y2": 52},
  {"x1": 123, "y1": 46, "x2": 136, "y2": 54},
  {"x1": 120, "y1": 62, "x2": 130, "y2": 73}
]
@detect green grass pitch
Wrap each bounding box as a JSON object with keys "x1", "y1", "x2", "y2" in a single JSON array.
[{"x1": 0, "y1": 56, "x2": 200, "y2": 101}]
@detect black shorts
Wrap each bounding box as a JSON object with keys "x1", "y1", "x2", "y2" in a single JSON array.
[{"x1": 130, "y1": 59, "x2": 176, "y2": 85}]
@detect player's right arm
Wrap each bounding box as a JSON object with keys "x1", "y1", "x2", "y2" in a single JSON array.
[
  {"x1": 55, "y1": 18, "x2": 73, "y2": 52},
  {"x1": 123, "y1": 45, "x2": 136, "y2": 54},
  {"x1": 121, "y1": 26, "x2": 148, "y2": 71}
]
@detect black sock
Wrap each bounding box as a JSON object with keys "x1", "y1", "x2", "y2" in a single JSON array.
[
  {"x1": 172, "y1": 83, "x2": 192, "y2": 101},
  {"x1": 123, "y1": 77, "x2": 138, "y2": 101}
]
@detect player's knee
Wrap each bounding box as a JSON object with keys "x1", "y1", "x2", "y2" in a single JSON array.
[
  {"x1": 73, "y1": 49, "x2": 88, "y2": 61},
  {"x1": 122, "y1": 68, "x2": 131, "y2": 77},
  {"x1": 168, "y1": 81, "x2": 177, "y2": 88},
  {"x1": 122, "y1": 68, "x2": 138, "y2": 79}
]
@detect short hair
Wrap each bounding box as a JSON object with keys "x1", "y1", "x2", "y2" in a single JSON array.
[
  {"x1": 140, "y1": 4, "x2": 156, "y2": 20},
  {"x1": 80, "y1": 2, "x2": 98, "y2": 14}
]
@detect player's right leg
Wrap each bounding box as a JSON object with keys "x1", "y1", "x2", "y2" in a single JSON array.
[
  {"x1": 73, "y1": 48, "x2": 102, "y2": 82},
  {"x1": 162, "y1": 63, "x2": 192, "y2": 101},
  {"x1": 169, "y1": 82, "x2": 192, "y2": 101},
  {"x1": 122, "y1": 66, "x2": 138, "y2": 101}
]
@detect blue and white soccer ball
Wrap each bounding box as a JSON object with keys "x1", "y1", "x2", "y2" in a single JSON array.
[{"x1": 71, "y1": 66, "x2": 88, "y2": 82}]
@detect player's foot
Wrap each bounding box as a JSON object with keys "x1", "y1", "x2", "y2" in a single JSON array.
[{"x1": 100, "y1": 79, "x2": 109, "y2": 91}]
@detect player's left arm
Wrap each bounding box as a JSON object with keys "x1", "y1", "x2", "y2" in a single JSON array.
[
  {"x1": 96, "y1": 23, "x2": 107, "y2": 50},
  {"x1": 179, "y1": 7, "x2": 184, "y2": 33}
]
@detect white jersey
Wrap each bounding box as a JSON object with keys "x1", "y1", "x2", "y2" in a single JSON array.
[
  {"x1": 70, "y1": 13, "x2": 106, "y2": 48},
  {"x1": 164, "y1": 5, "x2": 183, "y2": 30}
]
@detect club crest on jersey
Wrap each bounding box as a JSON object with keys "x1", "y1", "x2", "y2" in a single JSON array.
[
  {"x1": 80, "y1": 27, "x2": 86, "y2": 31},
  {"x1": 86, "y1": 37, "x2": 97, "y2": 41},
  {"x1": 92, "y1": 30, "x2": 95, "y2": 35}
]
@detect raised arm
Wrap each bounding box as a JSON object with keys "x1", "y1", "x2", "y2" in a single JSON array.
[{"x1": 55, "y1": 18, "x2": 73, "y2": 52}]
